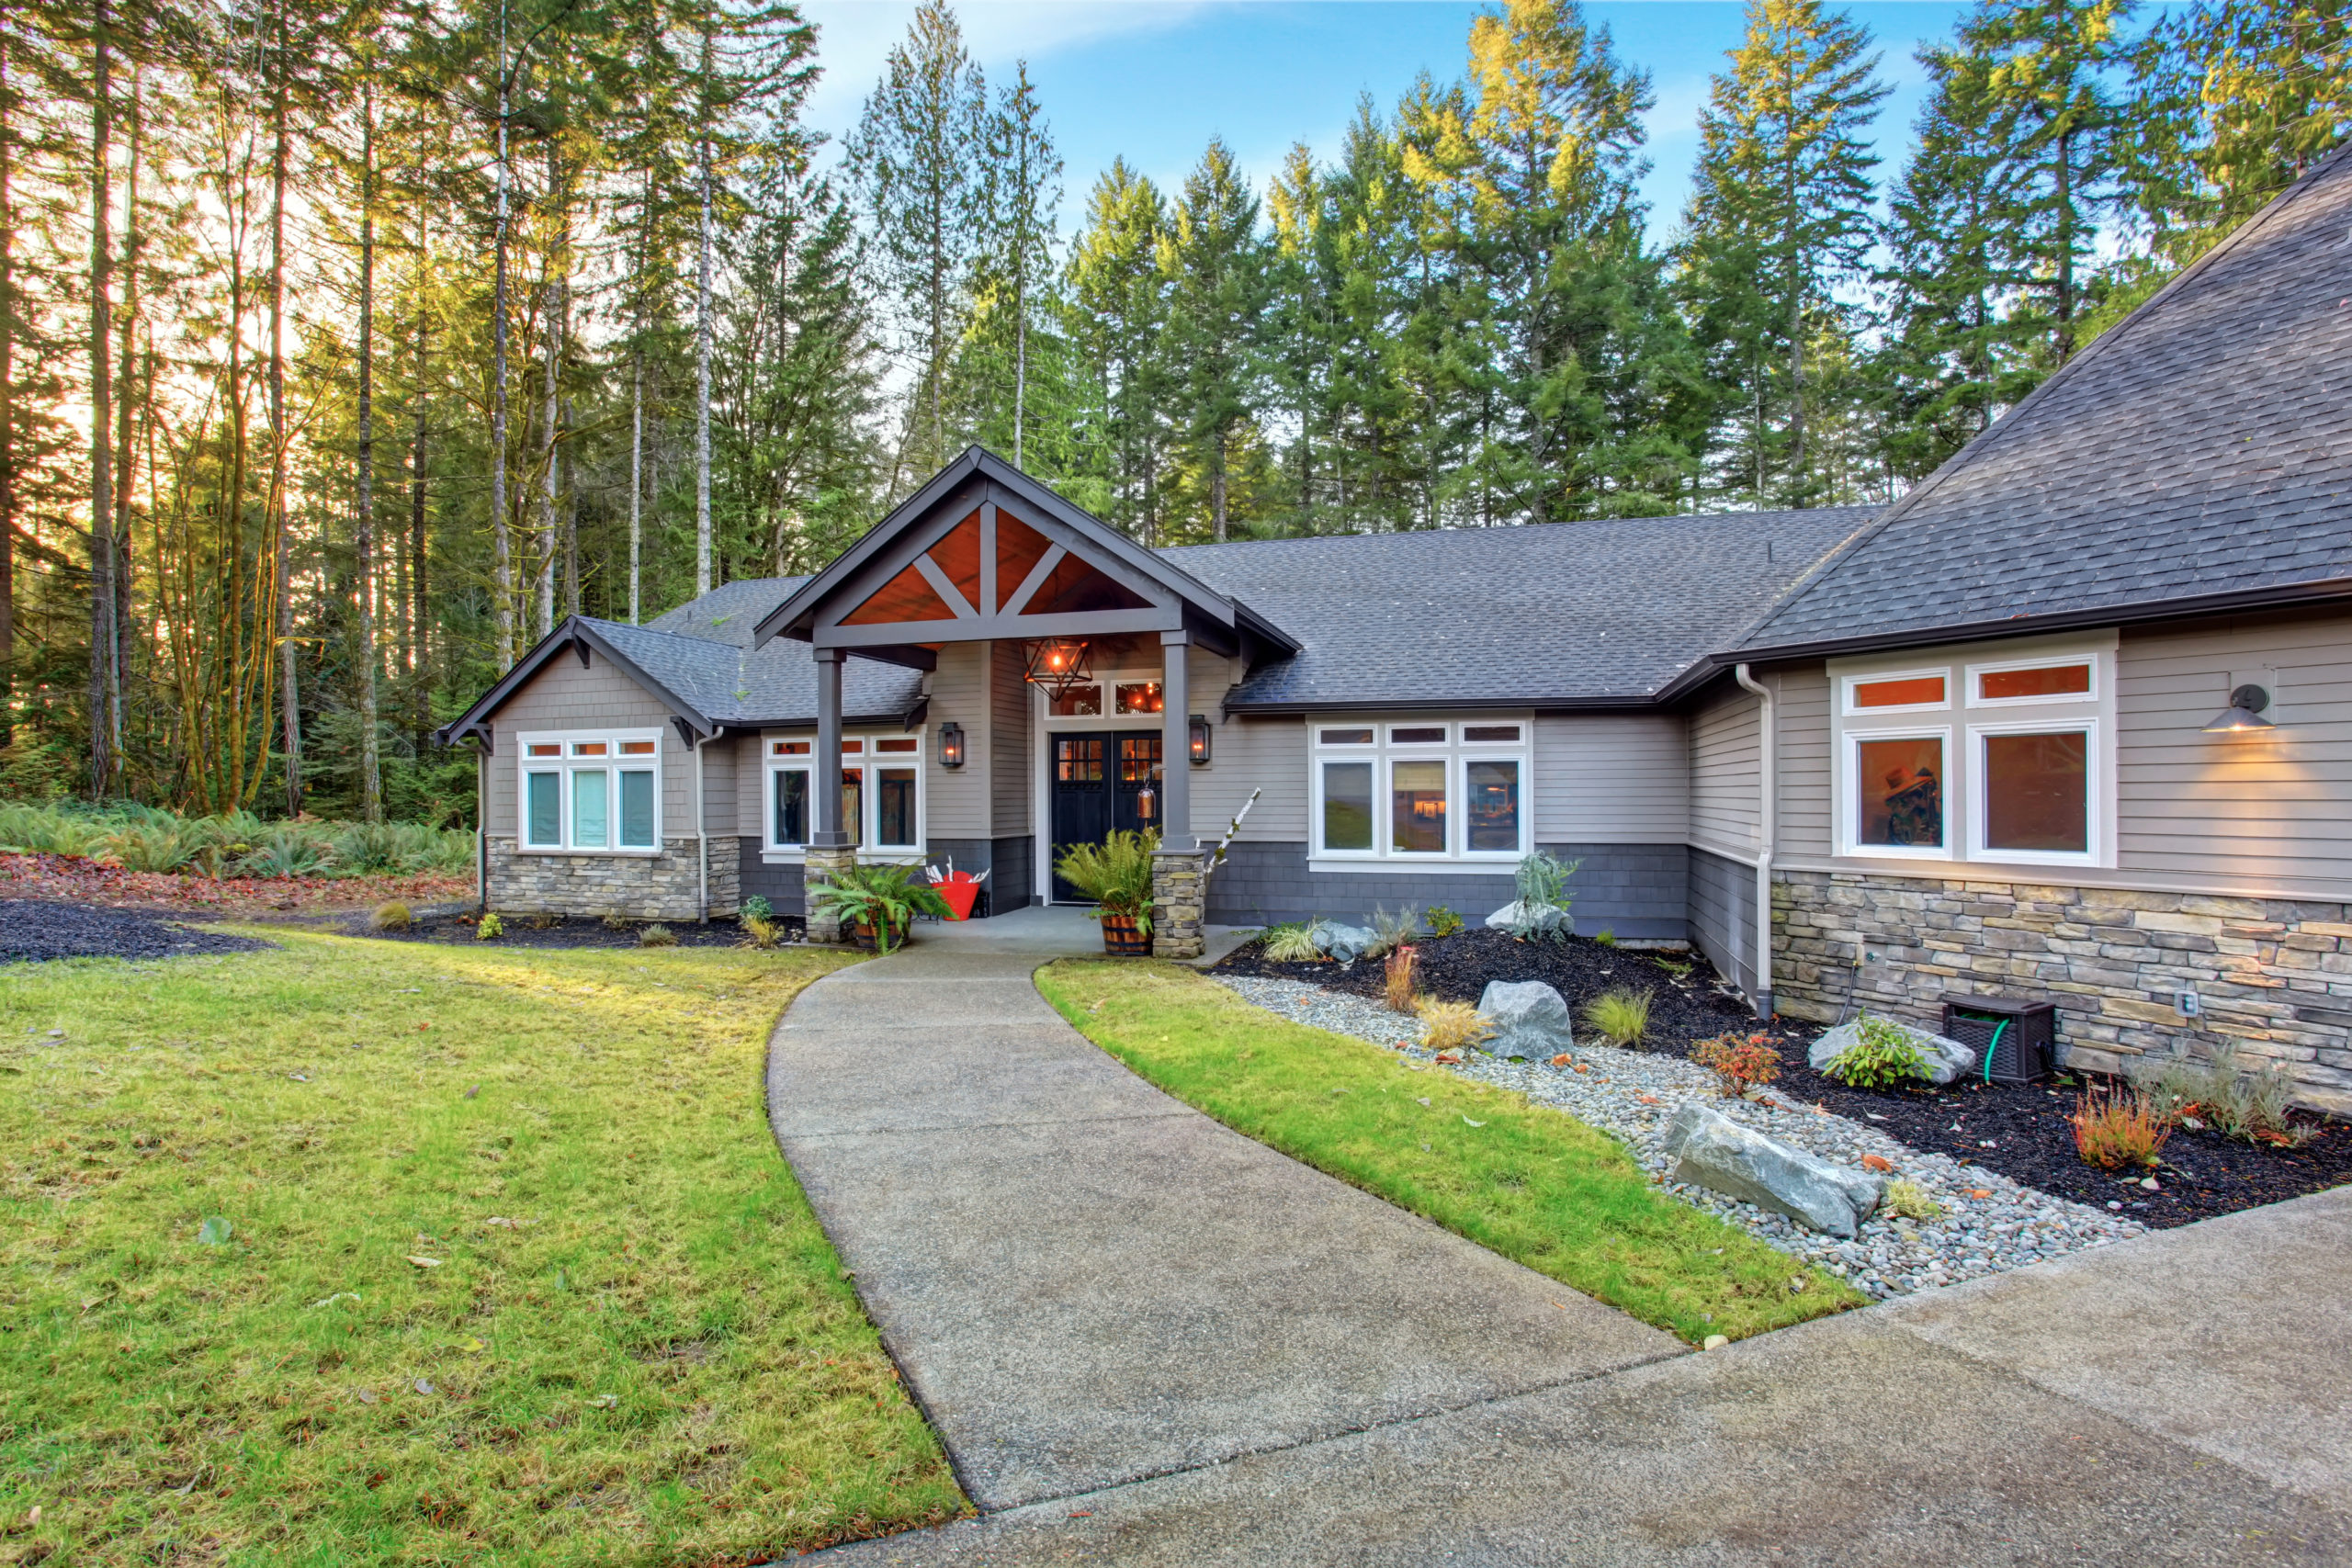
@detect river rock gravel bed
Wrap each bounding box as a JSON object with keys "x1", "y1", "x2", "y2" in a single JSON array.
[{"x1": 1215, "y1": 973, "x2": 2148, "y2": 1299}]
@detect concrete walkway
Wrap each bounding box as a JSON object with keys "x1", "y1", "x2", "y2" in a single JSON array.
[
  {"x1": 776, "y1": 912, "x2": 2352, "y2": 1563},
  {"x1": 765, "y1": 908, "x2": 1681, "y2": 1511}
]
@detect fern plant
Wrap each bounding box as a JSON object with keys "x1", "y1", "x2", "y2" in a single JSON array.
[{"x1": 1053, "y1": 829, "x2": 1159, "y2": 931}]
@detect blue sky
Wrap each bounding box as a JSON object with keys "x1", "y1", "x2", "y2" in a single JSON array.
[{"x1": 797, "y1": 1, "x2": 1978, "y2": 245}]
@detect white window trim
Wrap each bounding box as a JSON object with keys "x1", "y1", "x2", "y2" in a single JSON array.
[
  {"x1": 1966, "y1": 716, "x2": 2107, "y2": 866},
  {"x1": 1307, "y1": 716, "x2": 1531, "y2": 868},
  {"x1": 762, "y1": 731, "x2": 927, "y2": 863},
  {"x1": 515, "y1": 728, "x2": 663, "y2": 855},
  {"x1": 1838, "y1": 725, "x2": 1955, "y2": 862},
  {"x1": 1840, "y1": 667, "x2": 1951, "y2": 716},
  {"x1": 1963, "y1": 652, "x2": 2101, "y2": 708}
]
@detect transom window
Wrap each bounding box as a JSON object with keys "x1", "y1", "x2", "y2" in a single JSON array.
[
  {"x1": 766, "y1": 730, "x2": 924, "y2": 855},
  {"x1": 1834, "y1": 643, "x2": 2110, "y2": 867},
  {"x1": 519, "y1": 730, "x2": 661, "y2": 852},
  {"x1": 1311, "y1": 718, "x2": 1530, "y2": 863}
]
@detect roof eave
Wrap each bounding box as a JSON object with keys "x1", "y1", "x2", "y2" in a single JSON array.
[{"x1": 433, "y1": 617, "x2": 718, "y2": 747}]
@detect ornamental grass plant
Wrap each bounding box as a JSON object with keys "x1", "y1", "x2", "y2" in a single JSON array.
[
  {"x1": 1581, "y1": 987, "x2": 1653, "y2": 1048},
  {"x1": 2071, "y1": 1082, "x2": 2174, "y2": 1169},
  {"x1": 1383, "y1": 943, "x2": 1420, "y2": 1012},
  {"x1": 1417, "y1": 997, "x2": 1495, "y2": 1054}
]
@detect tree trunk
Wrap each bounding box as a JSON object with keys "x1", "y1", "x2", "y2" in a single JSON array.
[
  {"x1": 2054, "y1": 123, "x2": 2075, "y2": 363},
  {"x1": 695, "y1": 27, "x2": 715, "y2": 598},
  {"x1": 490, "y1": 13, "x2": 514, "y2": 668},
  {"x1": 1212, "y1": 429, "x2": 1227, "y2": 542},
  {"x1": 410, "y1": 194, "x2": 431, "y2": 743},
  {"x1": 271, "y1": 6, "x2": 300, "y2": 817},
  {"x1": 537, "y1": 276, "x2": 558, "y2": 637},
  {"x1": 111, "y1": 66, "x2": 143, "y2": 770},
  {"x1": 629, "y1": 343, "x2": 642, "y2": 623},
  {"x1": 1013, "y1": 273, "x2": 1026, "y2": 469},
  {"x1": 560, "y1": 394, "x2": 577, "y2": 618},
  {"x1": 0, "y1": 30, "x2": 15, "y2": 742},
  {"x1": 356, "y1": 84, "x2": 381, "y2": 823},
  {"x1": 86, "y1": 0, "x2": 115, "y2": 800}
]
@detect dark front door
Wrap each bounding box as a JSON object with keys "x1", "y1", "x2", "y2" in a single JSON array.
[{"x1": 1050, "y1": 729, "x2": 1163, "y2": 902}]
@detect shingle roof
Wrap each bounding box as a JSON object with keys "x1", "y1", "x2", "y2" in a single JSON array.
[
  {"x1": 585, "y1": 600, "x2": 926, "y2": 728},
  {"x1": 1164, "y1": 509, "x2": 1874, "y2": 709},
  {"x1": 1740, "y1": 142, "x2": 2352, "y2": 655}
]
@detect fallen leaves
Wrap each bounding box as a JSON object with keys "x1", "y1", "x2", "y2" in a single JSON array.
[
  {"x1": 0, "y1": 852, "x2": 469, "y2": 916},
  {"x1": 1860, "y1": 1154, "x2": 1894, "y2": 1173},
  {"x1": 197, "y1": 1216, "x2": 232, "y2": 1247},
  {"x1": 407, "y1": 1256, "x2": 442, "y2": 1269}
]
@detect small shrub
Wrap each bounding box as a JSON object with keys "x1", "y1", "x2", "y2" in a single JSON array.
[
  {"x1": 740, "y1": 894, "x2": 774, "y2": 922},
  {"x1": 1654, "y1": 955, "x2": 1695, "y2": 979},
  {"x1": 1692, "y1": 1031, "x2": 1781, "y2": 1098},
  {"x1": 1508, "y1": 851, "x2": 1582, "y2": 942},
  {"x1": 1417, "y1": 997, "x2": 1495, "y2": 1054},
  {"x1": 1593, "y1": 929, "x2": 1617, "y2": 947},
  {"x1": 476, "y1": 912, "x2": 503, "y2": 941},
  {"x1": 1826, "y1": 1015, "x2": 1933, "y2": 1089},
  {"x1": 368, "y1": 900, "x2": 413, "y2": 932},
  {"x1": 1261, "y1": 923, "x2": 1324, "y2": 964},
  {"x1": 638, "y1": 923, "x2": 678, "y2": 949},
  {"x1": 1364, "y1": 904, "x2": 1422, "y2": 960},
  {"x1": 1425, "y1": 905, "x2": 1464, "y2": 940},
  {"x1": 1383, "y1": 944, "x2": 1419, "y2": 1012},
  {"x1": 1581, "y1": 987, "x2": 1653, "y2": 1048},
  {"x1": 2071, "y1": 1082, "x2": 2173, "y2": 1169},
  {"x1": 2138, "y1": 1044, "x2": 2314, "y2": 1146},
  {"x1": 1883, "y1": 1179, "x2": 1943, "y2": 1221},
  {"x1": 741, "y1": 915, "x2": 781, "y2": 950},
  {"x1": 238, "y1": 826, "x2": 335, "y2": 880},
  {"x1": 601, "y1": 908, "x2": 630, "y2": 931}
]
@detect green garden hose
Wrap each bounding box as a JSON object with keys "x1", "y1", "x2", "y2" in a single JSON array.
[{"x1": 1982, "y1": 1019, "x2": 2008, "y2": 1084}]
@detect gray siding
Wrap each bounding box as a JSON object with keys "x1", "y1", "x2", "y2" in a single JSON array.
[
  {"x1": 1688, "y1": 682, "x2": 1760, "y2": 856},
  {"x1": 1205, "y1": 840, "x2": 1689, "y2": 939},
  {"x1": 990, "y1": 639, "x2": 1032, "y2": 838},
  {"x1": 1775, "y1": 662, "x2": 1834, "y2": 859},
  {"x1": 1687, "y1": 846, "x2": 1759, "y2": 998},
  {"x1": 737, "y1": 842, "x2": 805, "y2": 914},
  {"x1": 928, "y1": 642, "x2": 990, "y2": 839},
  {"x1": 481, "y1": 655, "x2": 690, "y2": 837},
  {"x1": 1535, "y1": 714, "x2": 1688, "y2": 841},
  {"x1": 1195, "y1": 709, "x2": 1305, "y2": 844}
]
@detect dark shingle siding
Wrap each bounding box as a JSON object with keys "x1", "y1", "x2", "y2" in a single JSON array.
[{"x1": 1742, "y1": 143, "x2": 2352, "y2": 652}]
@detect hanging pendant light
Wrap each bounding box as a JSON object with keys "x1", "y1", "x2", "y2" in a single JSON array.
[{"x1": 1023, "y1": 637, "x2": 1093, "y2": 701}]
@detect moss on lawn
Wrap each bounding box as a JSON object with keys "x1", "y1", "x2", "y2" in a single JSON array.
[{"x1": 1037, "y1": 959, "x2": 1865, "y2": 1343}]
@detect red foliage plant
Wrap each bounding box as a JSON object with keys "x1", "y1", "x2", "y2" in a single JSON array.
[
  {"x1": 1384, "y1": 943, "x2": 1419, "y2": 1012},
  {"x1": 2071, "y1": 1084, "x2": 2173, "y2": 1169},
  {"x1": 1691, "y1": 1032, "x2": 1783, "y2": 1099}
]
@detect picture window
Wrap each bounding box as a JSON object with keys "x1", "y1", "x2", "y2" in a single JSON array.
[
  {"x1": 767, "y1": 732, "x2": 924, "y2": 854},
  {"x1": 1311, "y1": 717, "x2": 1529, "y2": 861},
  {"x1": 518, "y1": 731, "x2": 660, "y2": 852}
]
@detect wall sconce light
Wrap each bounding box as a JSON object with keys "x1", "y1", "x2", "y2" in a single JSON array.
[
  {"x1": 937, "y1": 720, "x2": 966, "y2": 768},
  {"x1": 2202, "y1": 683, "x2": 2275, "y2": 733},
  {"x1": 1188, "y1": 713, "x2": 1212, "y2": 765}
]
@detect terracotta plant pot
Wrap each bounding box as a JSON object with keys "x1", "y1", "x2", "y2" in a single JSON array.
[{"x1": 1100, "y1": 912, "x2": 1150, "y2": 956}]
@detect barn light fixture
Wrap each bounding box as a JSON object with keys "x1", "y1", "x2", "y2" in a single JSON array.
[
  {"x1": 1023, "y1": 637, "x2": 1093, "y2": 701},
  {"x1": 2203, "y1": 683, "x2": 2276, "y2": 733},
  {"x1": 937, "y1": 721, "x2": 966, "y2": 769},
  {"x1": 1189, "y1": 714, "x2": 1212, "y2": 765}
]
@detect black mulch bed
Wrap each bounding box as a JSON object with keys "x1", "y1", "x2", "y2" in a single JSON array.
[
  {"x1": 0, "y1": 897, "x2": 277, "y2": 964},
  {"x1": 1213, "y1": 927, "x2": 2350, "y2": 1227},
  {"x1": 346, "y1": 910, "x2": 808, "y2": 950}
]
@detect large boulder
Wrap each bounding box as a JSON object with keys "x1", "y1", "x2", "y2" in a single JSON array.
[
  {"x1": 1477, "y1": 980, "x2": 1573, "y2": 1060},
  {"x1": 1661, "y1": 1102, "x2": 1885, "y2": 1237},
  {"x1": 1485, "y1": 900, "x2": 1573, "y2": 939},
  {"x1": 1809, "y1": 1017, "x2": 1978, "y2": 1086},
  {"x1": 1306, "y1": 919, "x2": 1377, "y2": 964}
]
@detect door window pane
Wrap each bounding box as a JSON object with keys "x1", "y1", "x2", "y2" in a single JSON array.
[
  {"x1": 774, "y1": 768, "x2": 809, "y2": 845},
  {"x1": 571, "y1": 769, "x2": 608, "y2": 848},
  {"x1": 618, "y1": 770, "x2": 656, "y2": 848},
  {"x1": 1979, "y1": 663, "x2": 2091, "y2": 701},
  {"x1": 526, "y1": 772, "x2": 561, "y2": 846},
  {"x1": 1984, "y1": 731, "x2": 2088, "y2": 852},
  {"x1": 1857, "y1": 737, "x2": 1944, "y2": 848},
  {"x1": 1321, "y1": 761, "x2": 1374, "y2": 851},
  {"x1": 1392, "y1": 760, "x2": 1448, "y2": 853},
  {"x1": 1049, "y1": 684, "x2": 1102, "y2": 716},
  {"x1": 1465, "y1": 759, "x2": 1521, "y2": 852},
  {"x1": 842, "y1": 770, "x2": 864, "y2": 848},
  {"x1": 876, "y1": 768, "x2": 919, "y2": 847},
  {"x1": 1854, "y1": 675, "x2": 1946, "y2": 709},
  {"x1": 1056, "y1": 737, "x2": 1103, "y2": 783}
]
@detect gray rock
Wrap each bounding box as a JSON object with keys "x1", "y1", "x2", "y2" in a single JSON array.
[
  {"x1": 1306, "y1": 920, "x2": 1377, "y2": 964},
  {"x1": 1809, "y1": 1018, "x2": 1979, "y2": 1086},
  {"x1": 1485, "y1": 900, "x2": 1573, "y2": 939},
  {"x1": 1662, "y1": 1103, "x2": 1886, "y2": 1237},
  {"x1": 1477, "y1": 980, "x2": 1573, "y2": 1061}
]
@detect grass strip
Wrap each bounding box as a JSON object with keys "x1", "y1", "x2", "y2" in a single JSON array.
[
  {"x1": 1037, "y1": 960, "x2": 1866, "y2": 1343},
  {"x1": 1, "y1": 932, "x2": 967, "y2": 1564}
]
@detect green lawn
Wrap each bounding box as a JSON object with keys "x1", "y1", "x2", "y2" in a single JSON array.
[
  {"x1": 0, "y1": 932, "x2": 967, "y2": 1565},
  {"x1": 1037, "y1": 960, "x2": 1866, "y2": 1343}
]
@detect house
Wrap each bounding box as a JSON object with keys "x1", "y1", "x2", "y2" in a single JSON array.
[{"x1": 439, "y1": 142, "x2": 2352, "y2": 1112}]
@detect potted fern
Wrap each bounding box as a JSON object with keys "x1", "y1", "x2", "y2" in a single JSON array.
[
  {"x1": 809, "y1": 863, "x2": 952, "y2": 954},
  {"x1": 1054, "y1": 829, "x2": 1159, "y2": 955}
]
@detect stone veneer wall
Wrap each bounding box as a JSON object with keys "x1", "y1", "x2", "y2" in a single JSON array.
[
  {"x1": 486, "y1": 835, "x2": 741, "y2": 921},
  {"x1": 1773, "y1": 867, "x2": 2352, "y2": 1115}
]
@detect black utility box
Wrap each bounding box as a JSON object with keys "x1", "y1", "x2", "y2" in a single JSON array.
[{"x1": 1941, "y1": 997, "x2": 2058, "y2": 1085}]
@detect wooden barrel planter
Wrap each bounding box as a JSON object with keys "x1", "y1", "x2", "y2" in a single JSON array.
[
  {"x1": 1100, "y1": 912, "x2": 1150, "y2": 956},
  {"x1": 851, "y1": 918, "x2": 902, "y2": 952}
]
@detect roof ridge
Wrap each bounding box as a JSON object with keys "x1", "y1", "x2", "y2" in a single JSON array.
[{"x1": 1739, "y1": 138, "x2": 2352, "y2": 651}]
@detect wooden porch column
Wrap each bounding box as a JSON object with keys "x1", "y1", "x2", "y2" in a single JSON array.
[
  {"x1": 1159, "y1": 630, "x2": 1193, "y2": 852},
  {"x1": 812, "y1": 647, "x2": 849, "y2": 848}
]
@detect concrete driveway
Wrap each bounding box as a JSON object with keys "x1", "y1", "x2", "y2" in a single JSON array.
[{"x1": 775, "y1": 910, "x2": 2352, "y2": 1564}]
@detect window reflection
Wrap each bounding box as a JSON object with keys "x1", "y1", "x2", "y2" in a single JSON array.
[{"x1": 1858, "y1": 737, "x2": 1943, "y2": 847}]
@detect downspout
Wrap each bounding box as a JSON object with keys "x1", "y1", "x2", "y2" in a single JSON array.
[
  {"x1": 1733, "y1": 663, "x2": 1775, "y2": 1019},
  {"x1": 475, "y1": 735, "x2": 488, "y2": 913},
  {"x1": 694, "y1": 731, "x2": 710, "y2": 923}
]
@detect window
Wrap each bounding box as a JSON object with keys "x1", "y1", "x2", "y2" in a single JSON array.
[
  {"x1": 1834, "y1": 639, "x2": 2111, "y2": 865},
  {"x1": 1310, "y1": 716, "x2": 1530, "y2": 862},
  {"x1": 518, "y1": 731, "x2": 661, "y2": 852},
  {"x1": 1114, "y1": 681, "x2": 1164, "y2": 716},
  {"x1": 765, "y1": 731, "x2": 923, "y2": 854},
  {"x1": 1048, "y1": 683, "x2": 1102, "y2": 717}
]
